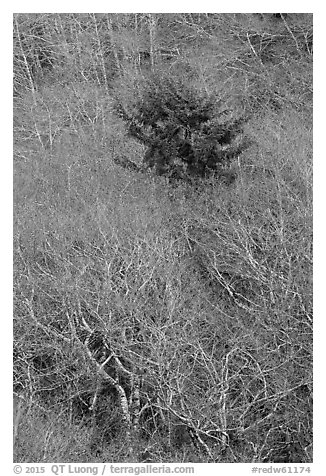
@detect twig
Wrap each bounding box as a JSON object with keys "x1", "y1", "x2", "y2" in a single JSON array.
[{"x1": 280, "y1": 14, "x2": 301, "y2": 55}]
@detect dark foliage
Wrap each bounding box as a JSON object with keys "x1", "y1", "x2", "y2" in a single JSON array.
[{"x1": 116, "y1": 74, "x2": 250, "y2": 181}]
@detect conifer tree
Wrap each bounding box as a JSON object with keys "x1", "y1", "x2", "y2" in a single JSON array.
[{"x1": 116, "y1": 73, "x2": 250, "y2": 181}]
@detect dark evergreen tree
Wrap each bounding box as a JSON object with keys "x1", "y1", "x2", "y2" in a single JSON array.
[{"x1": 116, "y1": 73, "x2": 250, "y2": 181}]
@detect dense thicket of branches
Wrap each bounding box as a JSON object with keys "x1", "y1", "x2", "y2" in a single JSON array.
[
  {"x1": 13, "y1": 13, "x2": 312, "y2": 464},
  {"x1": 13, "y1": 13, "x2": 313, "y2": 114}
]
